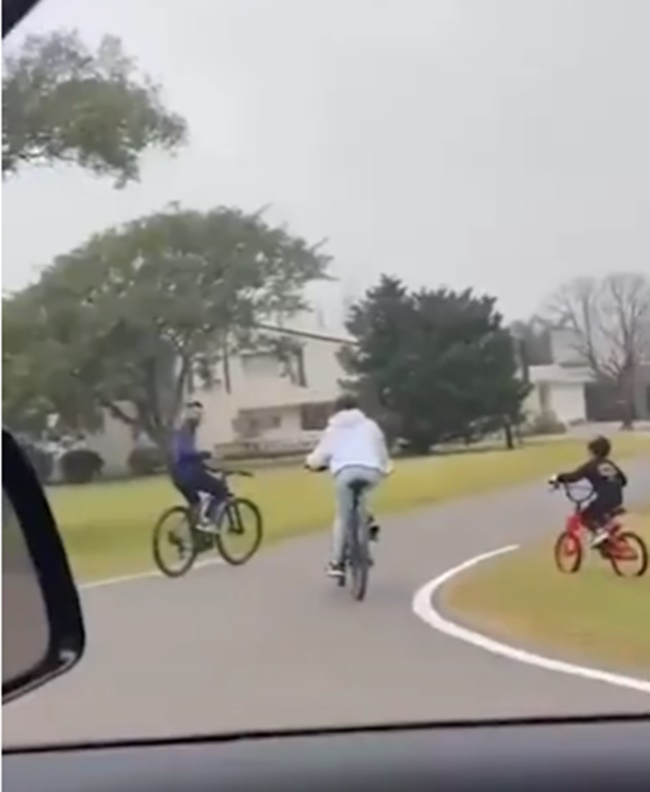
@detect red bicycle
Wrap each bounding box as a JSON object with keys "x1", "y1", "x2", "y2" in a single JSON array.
[{"x1": 551, "y1": 481, "x2": 648, "y2": 577}]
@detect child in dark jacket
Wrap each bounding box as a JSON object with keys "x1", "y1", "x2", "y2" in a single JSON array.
[{"x1": 551, "y1": 435, "x2": 627, "y2": 547}]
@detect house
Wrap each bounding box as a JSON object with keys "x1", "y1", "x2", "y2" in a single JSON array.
[
  {"x1": 192, "y1": 323, "x2": 355, "y2": 454},
  {"x1": 57, "y1": 321, "x2": 355, "y2": 474},
  {"x1": 520, "y1": 328, "x2": 594, "y2": 425},
  {"x1": 520, "y1": 326, "x2": 650, "y2": 425},
  {"x1": 522, "y1": 363, "x2": 593, "y2": 425}
]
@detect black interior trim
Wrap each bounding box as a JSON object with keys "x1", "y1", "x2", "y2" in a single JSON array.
[
  {"x1": 2, "y1": 429, "x2": 86, "y2": 703},
  {"x1": 5, "y1": 717, "x2": 650, "y2": 792},
  {"x1": 2, "y1": 0, "x2": 43, "y2": 37},
  {"x1": 5, "y1": 711, "x2": 649, "y2": 755}
]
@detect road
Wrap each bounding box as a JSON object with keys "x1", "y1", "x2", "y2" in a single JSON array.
[{"x1": 4, "y1": 460, "x2": 650, "y2": 746}]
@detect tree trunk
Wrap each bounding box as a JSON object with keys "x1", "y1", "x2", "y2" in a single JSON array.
[
  {"x1": 503, "y1": 419, "x2": 515, "y2": 450},
  {"x1": 618, "y1": 371, "x2": 636, "y2": 430}
]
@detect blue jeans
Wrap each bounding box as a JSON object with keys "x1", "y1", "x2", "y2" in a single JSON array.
[
  {"x1": 171, "y1": 468, "x2": 228, "y2": 522},
  {"x1": 332, "y1": 465, "x2": 383, "y2": 564}
]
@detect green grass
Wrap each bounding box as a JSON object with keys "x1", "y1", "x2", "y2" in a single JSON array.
[
  {"x1": 49, "y1": 433, "x2": 650, "y2": 583},
  {"x1": 444, "y1": 510, "x2": 650, "y2": 674}
]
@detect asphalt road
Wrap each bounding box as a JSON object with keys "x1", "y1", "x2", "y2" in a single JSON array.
[{"x1": 4, "y1": 460, "x2": 650, "y2": 746}]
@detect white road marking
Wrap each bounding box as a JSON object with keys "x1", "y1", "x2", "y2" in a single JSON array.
[
  {"x1": 412, "y1": 544, "x2": 650, "y2": 695},
  {"x1": 80, "y1": 558, "x2": 222, "y2": 591}
]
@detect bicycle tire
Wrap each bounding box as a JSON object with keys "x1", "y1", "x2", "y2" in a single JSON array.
[
  {"x1": 214, "y1": 497, "x2": 263, "y2": 566},
  {"x1": 152, "y1": 506, "x2": 198, "y2": 578},
  {"x1": 348, "y1": 503, "x2": 370, "y2": 601},
  {"x1": 553, "y1": 532, "x2": 582, "y2": 574},
  {"x1": 608, "y1": 531, "x2": 648, "y2": 578}
]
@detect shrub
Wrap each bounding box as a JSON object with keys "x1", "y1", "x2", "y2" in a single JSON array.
[
  {"x1": 128, "y1": 446, "x2": 166, "y2": 476},
  {"x1": 60, "y1": 448, "x2": 104, "y2": 484},
  {"x1": 525, "y1": 411, "x2": 567, "y2": 437},
  {"x1": 20, "y1": 443, "x2": 54, "y2": 483}
]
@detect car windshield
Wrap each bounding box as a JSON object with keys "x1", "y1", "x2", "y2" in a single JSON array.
[{"x1": 3, "y1": 0, "x2": 650, "y2": 748}]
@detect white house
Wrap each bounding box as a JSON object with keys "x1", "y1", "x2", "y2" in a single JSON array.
[
  {"x1": 522, "y1": 328, "x2": 594, "y2": 425},
  {"x1": 192, "y1": 323, "x2": 354, "y2": 453},
  {"x1": 523, "y1": 363, "x2": 593, "y2": 425},
  {"x1": 62, "y1": 321, "x2": 354, "y2": 473}
]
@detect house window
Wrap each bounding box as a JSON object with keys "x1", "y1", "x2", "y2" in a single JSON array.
[
  {"x1": 233, "y1": 409, "x2": 283, "y2": 438},
  {"x1": 300, "y1": 402, "x2": 333, "y2": 431},
  {"x1": 241, "y1": 352, "x2": 279, "y2": 379}
]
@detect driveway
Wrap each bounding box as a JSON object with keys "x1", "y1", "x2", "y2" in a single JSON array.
[{"x1": 4, "y1": 459, "x2": 650, "y2": 746}]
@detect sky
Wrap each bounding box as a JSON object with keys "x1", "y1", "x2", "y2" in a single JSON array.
[{"x1": 3, "y1": 0, "x2": 650, "y2": 329}]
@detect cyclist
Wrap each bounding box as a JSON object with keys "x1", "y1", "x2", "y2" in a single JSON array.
[
  {"x1": 305, "y1": 394, "x2": 392, "y2": 578},
  {"x1": 550, "y1": 435, "x2": 627, "y2": 547},
  {"x1": 170, "y1": 400, "x2": 228, "y2": 531}
]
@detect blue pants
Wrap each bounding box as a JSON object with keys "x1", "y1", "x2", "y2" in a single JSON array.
[
  {"x1": 332, "y1": 465, "x2": 383, "y2": 563},
  {"x1": 171, "y1": 469, "x2": 228, "y2": 521}
]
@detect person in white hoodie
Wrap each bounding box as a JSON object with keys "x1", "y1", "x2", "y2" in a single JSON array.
[{"x1": 305, "y1": 394, "x2": 392, "y2": 578}]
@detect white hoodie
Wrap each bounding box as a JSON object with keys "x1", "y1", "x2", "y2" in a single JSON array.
[{"x1": 306, "y1": 409, "x2": 391, "y2": 476}]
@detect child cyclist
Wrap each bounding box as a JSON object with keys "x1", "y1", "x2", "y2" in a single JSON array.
[
  {"x1": 550, "y1": 435, "x2": 627, "y2": 547},
  {"x1": 305, "y1": 394, "x2": 392, "y2": 578}
]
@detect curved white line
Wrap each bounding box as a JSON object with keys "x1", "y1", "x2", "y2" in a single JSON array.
[
  {"x1": 80, "y1": 558, "x2": 222, "y2": 591},
  {"x1": 412, "y1": 545, "x2": 650, "y2": 695}
]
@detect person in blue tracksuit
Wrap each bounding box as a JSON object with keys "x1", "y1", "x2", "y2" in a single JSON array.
[{"x1": 170, "y1": 401, "x2": 228, "y2": 527}]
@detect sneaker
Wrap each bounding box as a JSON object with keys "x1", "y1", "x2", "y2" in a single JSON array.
[
  {"x1": 368, "y1": 523, "x2": 380, "y2": 542},
  {"x1": 590, "y1": 528, "x2": 610, "y2": 548},
  {"x1": 194, "y1": 517, "x2": 216, "y2": 534},
  {"x1": 326, "y1": 561, "x2": 345, "y2": 579}
]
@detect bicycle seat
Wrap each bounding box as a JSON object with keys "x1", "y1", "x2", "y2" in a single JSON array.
[{"x1": 348, "y1": 479, "x2": 371, "y2": 495}]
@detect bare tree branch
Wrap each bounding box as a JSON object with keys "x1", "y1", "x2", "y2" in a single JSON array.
[{"x1": 545, "y1": 273, "x2": 650, "y2": 380}]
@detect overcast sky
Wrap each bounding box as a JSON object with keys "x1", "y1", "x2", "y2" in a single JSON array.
[{"x1": 3, "y1": 0, "x2": 650, "y2": 327}]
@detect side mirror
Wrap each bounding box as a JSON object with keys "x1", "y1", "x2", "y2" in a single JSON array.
[{"x1": 2, "y1": 429, "x2": 85, "y2": 704}]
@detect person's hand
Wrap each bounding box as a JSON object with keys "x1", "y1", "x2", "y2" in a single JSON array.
[
  {"x1": 548, "y1": 475, "x2": 559, "y2": 489},
  {"x1": 305, "y1": 461, "x2": 327, "y2": 472}
]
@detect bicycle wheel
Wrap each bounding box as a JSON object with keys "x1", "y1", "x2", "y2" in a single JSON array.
[
  {"x1": 348, "y1": 506, "x2": 370, "y2": 601},
  {"x1": 608, "y1": 531, "x2": 648, "y2": 578},
  {"x1": 152, "y1": 506, "x2": 197, "y2": 578},
  {"x1": 214, "y1": 497, "x2": 263, "y2": 566},
  {"x1": 553, "y1": 532, "x2": 582, "y2": 574}
]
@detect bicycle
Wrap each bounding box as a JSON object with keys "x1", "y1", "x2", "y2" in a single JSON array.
[
  {"x1": 306, "y1": 464, "x2": 376, "y2": 601},
  {"x1": 337, "y1": 477, "x2": 374, "y2": 601},
  {"x1": 551, "y1": 480, "x2": 648, "y2": 577},
  {"x1": 152, "y1": 468, "x2": 263, "y2": 578}
]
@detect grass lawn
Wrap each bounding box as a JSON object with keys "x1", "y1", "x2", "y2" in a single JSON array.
[
  {"x1": 49, "y1": 433, "x2": 650, "y2": 583},
  {"x1": 444, "y1": 509, "x2": 650, "y2": 675}
]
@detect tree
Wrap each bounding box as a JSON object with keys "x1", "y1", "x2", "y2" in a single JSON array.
[
  {"x1": 3, "y1": 205, "x2": 330, "y2": 446},
  {"x1": 341, "y1": 275, "x2": 530, "y2": 453},
  {"x1": 3, "y1": 31, "x2": 186, "y2": 186},
  {"x1": 545, "y1": 273, "x2": 650, "y2": 427},
  {"x1": 510, "y1": 318, "x2": 554, "y2": 368}
]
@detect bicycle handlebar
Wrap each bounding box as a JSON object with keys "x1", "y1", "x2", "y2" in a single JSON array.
[{"x1": 550, "y1": 479, "x2": 593, "y2": 505}]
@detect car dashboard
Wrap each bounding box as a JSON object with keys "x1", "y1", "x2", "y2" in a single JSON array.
[{"x1": 5, "y1": 714, "x2": 650, "y2": 792}]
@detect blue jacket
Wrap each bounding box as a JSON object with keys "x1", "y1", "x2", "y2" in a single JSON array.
[{"x1": 170, "y1": 425, "x2": 207, "y2": 477}]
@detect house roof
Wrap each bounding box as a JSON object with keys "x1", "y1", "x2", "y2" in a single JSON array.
[
  {"x1": 255, "y1": 322, "x2": 355, "y2": 346},
  {"x1": 528, "y1": 364, "x2": 594, "y2": 385}
]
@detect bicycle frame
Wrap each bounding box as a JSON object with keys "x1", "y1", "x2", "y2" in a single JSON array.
[
  {"x1": 197, "y1": 468, "x2": 251, "y2": 520},
  {"x1": 561, "y1": 495, "x2": 628, "y2": 560}
]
